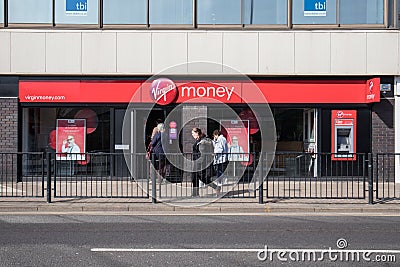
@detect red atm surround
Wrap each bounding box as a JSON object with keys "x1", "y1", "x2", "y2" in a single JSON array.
[{"x1": 331, "y1": 110, "x2": 357, "y2": 161}]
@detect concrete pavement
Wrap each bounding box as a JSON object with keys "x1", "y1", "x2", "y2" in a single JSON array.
[{"x1": 0, "y1": 197, "x2": 399, "y2": 214}]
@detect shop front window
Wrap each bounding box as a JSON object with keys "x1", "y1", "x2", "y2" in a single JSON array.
[
  {"x1": 22, "y1": 107, "x2": 110, "y2": 153},
  {"x1": 8, "y1": 0, "x2": 52, "y2": 24}
]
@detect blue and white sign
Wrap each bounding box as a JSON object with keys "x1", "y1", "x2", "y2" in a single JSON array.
[
  {"x1": 66, "y1": 0, "x2": 88, "y2": 16},
  {"x1": 304, "y1": 0, "x2": 326, "y2": 17}
]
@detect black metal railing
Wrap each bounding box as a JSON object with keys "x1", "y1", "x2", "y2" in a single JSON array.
[
  {"x1": 0, "y1": 151, "x2": 398, "y2": 204},
  {"x1": 53, "y1": 153, "x2": 149, "y2": 198},
  {"x1": 0, "y1": 152, "x2": 45, "y2": 197},
  {"x1": 375, "y1": 153, "x2": 400, "y2": 203},
  {"x1": 263, "y1": 152, "x2": 367, "y2": 200}
]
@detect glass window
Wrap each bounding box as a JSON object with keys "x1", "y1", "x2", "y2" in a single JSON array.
[
  {"x1": 55, "y1": 0, "x2": 98, "y2": 25},
  {"x1": 339, "y1": 0, "x2": 384, "y2": 24},
  {"x1": 243, "y1": 0, "x2": 287, "y2": 25},
  {"x1": 149, "y1": 0, "x2": 192, "y2": 24},
  {"x1": 23, "y1": 107, "x2": 110, "y2": 153},
  {"x1": 8, "y1": 0, "x2": 52, "y2": 24},
  {"x1": 292, "y1": 0, "x2": 337, "y2": 25},
  {"x1": 197, "y1": 0, "x2": 241, "y2": 24},
  {"x1": 0, "y1": 0, "x2": 3, "y2": 24},
  {"x1": 103, "y1": 0, "x2": 146, "y2": 24}
]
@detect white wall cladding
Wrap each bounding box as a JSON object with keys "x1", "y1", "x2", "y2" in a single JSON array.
[
  {"x1": 0, "y1": 30, "x2": 399, "y2": 75},
  {"x1": 0, "y1": 32, "x2": 10, "y2": 73},
  {"x1": 259, "y1": 32, "x2": 295, "y2": 74},
  {"x1": 82, "y1": 32, "x2": 117, "y2": 73},
  {"x1": 46, "y1": 32, "x2": 82, "y2": 73},
  {"x1": 294, "y1": 32, "x2": 331, "y2": 74},
  {"x1": 331, "y1": 32, "x2": 367, "y2": 74},
  {"x1": 367, "y1": 32, "x2": 399, "y2": 74},
  {"x1": 11, "y1": 32, "x2": 46, "y2": 73}
]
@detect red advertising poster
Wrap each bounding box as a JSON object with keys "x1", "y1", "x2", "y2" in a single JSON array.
[
  {"x1": 56, "y1": 119, "x2": 86, "y2": 160},
  {"x1": 220, "y1": 120, "x2": 250, "y2": 162}
]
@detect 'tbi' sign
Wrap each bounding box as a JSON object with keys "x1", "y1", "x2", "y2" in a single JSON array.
[
  {"x1": 66, "y1": 0, "x2": 88, "y2": 16},
  {"x1": 304, "y1": 0, "x2": 326, "y2": 17}
]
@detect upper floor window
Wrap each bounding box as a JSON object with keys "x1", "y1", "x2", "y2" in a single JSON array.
[
  {"x1": 55, "y1": 0, "x2": 98, "y2": 25},
  {"x1": 243, "y1": 0, "x2": 288, "y2": 25},
  {"x1": 8, "y1": 0, "x2": 52, "y2": 24},
  {"x1": 0, "y1": 0, "x2": 4, "y2": 24},
  {"x1": 150, "y1": 0, "x2": 193, "y2": 24},
  {"x1": 339, "y1": 0, "x2": 384, "y2": 24},
  {"x1": 293, "y1": 0, "x2": 385, "y2": 25},
  {"x1": 197, "y1": 0, "x2": 241, "y2": 24},
  {"x1": 103, "y1": 0, "x2": 146, "y2": 25}
]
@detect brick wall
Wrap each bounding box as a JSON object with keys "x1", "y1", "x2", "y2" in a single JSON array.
[
  {"x1": 372, "y1": 98, "x2": 394, "y2": 154},
  {"x1": 0, "y1": 98, "x2": 18, "y2": 152},
  {"x1": 372, "y1": 98, "x2": 395, "y2": 181}
]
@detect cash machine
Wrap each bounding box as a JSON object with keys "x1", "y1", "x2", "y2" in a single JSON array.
[{"x1": 331, "y1": 110, "x2": 357, "y2": 161}]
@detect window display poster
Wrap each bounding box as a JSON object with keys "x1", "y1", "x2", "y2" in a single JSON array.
[
  {"x1": 220, "y1": 120, "x2": 249, "y2": 162},
  {"x1": 56, "y1": 119, "x2": 86, "y2": 160}
]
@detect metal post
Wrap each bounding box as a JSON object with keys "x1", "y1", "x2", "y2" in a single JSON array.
[
  {"x1": 368, "y1": 153, "x2": 373, "y2": 205},
  {"x1": 151, "y1": 155, "x2": 157, "y2": 204},
  {"x1": 258, "y1": 152, "x2": 264, "y2": 204},
  {"x1": 46, "y1": 153, "x2": 52, "y2": 203}
]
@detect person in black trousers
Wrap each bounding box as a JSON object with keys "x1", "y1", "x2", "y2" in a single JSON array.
[
  {"x1": 191, "y1": 127, "x2": 221, "y2": 197},
  {"x1": 151, "y1": 123, "x2": 167, "y2": 180}
]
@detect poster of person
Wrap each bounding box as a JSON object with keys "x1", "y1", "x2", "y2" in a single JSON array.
[
  {"x1": 220, "y1": 120, "x2": 249, "y2": 162},
  {"x1": 56, "y1": 119, "x2": 86, "y2": 160}
]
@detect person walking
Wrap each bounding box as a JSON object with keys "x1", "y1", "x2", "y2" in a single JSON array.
[
  {"x1": 151, "y1": 123, "x2": 167, "y2": 179},
  {"x1": 191, "y1": 127, "x2": 221, "y2": 197},
  {"x1": 212, "y1": 129, "x2": 229, "y2": 186}
]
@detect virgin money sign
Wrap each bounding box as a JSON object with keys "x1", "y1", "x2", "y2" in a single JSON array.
[
  {"x1": 20, "y1": 78, "x2": 381, "y2": 104},
  {"x1": 150, "y1": 78, "x2": 178, "y2": 105},
  {"x1": 365, "y1": 78, "x2": 380, "y2": 103},
  {"x1": 175, "y1": 82, "x2": 242, "y2": 103}
]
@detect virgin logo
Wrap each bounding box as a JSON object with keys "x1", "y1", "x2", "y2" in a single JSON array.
[
  {"x1": 150, "y1": 78, "x2": 177, "y2": 105},
  {"x1": 337, "y1": 111, "x2": 344, "y2": 118},
  {"x1": 336, "y1": 110, "x2": 353, "y2": 118}
]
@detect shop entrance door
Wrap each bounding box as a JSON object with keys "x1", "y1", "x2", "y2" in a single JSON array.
[
  {"x1": 115, "y1": 108, "x2": 166, "y2": 179},
  {"x1": 303, "y1": 109, "x2": 318, "y2": 176}
]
